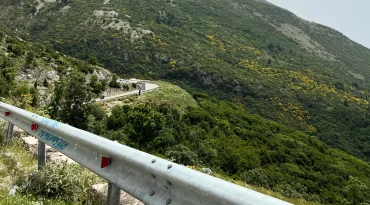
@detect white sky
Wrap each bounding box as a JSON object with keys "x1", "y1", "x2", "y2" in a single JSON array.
[{"x1": 265, "y1": 0, "x2": 370, "y2": 49}]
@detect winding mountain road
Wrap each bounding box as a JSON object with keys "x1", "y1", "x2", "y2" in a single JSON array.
[{"x1": 95, "y1": 82, "x2": 159, "y2": 102}]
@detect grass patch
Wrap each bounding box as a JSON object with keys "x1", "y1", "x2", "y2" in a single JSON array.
[
  {"x1": 0, "y1": 120, "x2": 103, "y2": 204},
  {"x1": 140, "y1": 81, "x2": 197, "y2": 114},
  {"x1": 19, "y1": 162, "x2": 103, "y2": 204},
  {"x1": 0, "y1": 137, "x2": 67, "y2": 204},
  {"x1": 101, "y1": 80, "x2": 197, "y2": 115}
]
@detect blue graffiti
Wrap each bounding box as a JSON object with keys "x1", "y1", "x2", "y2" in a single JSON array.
[
  {"x1": 41, "y1": 118, "x2": 60, "y2": 128},
  {"x1": 38, "y1": 130, "x2": 68, "y2": 151}
]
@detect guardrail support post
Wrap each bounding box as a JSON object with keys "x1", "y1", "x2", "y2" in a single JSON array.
[
  {"x1": 7, "y1": 122, "x2": 14, "y2": 144},
  {"x1": 107, "y1": 183, "x2": 121, "y2": 205},
  {"x1": 38, "y1": 140, "x2": 46, "y2": 170}
]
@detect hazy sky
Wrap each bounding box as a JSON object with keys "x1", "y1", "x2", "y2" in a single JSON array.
[{"x1": 265, "y1": 0, "x2": 370, "y2": 49}]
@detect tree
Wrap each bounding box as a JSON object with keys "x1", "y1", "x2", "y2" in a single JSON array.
[
  {"x1": 0, "y1": 65, "x2": 16, "y2": 97},
  {"x1": 101, "y1": 79, "x2": 108, "y2": 91},
  {"x1": 30, "y1": 87, "x2": 40, "y2": 107},
  {"x1": 88, "y1": 56, "x2": 98, "y2": 65},
  {"x1": 14, "y1": 83, "x2": 30, "y2": 96},
  {"x1": 89, "y1": 74, "x2": 103, "y2": 95},
  {"x1": 14, "y1": 83, "x2": 32, "y2": 109},
  {"x1": 49, "y1": 76, "x2": 66, "y2": 120},
  {"x1": 34, "y1": 80, "x2": 38, "y2": 89},
  {"x1": 48, "y1": 71, "x2": 93, "y2": 128},
  {"x1": 26, "y1": 51, "x2": 36, "y2": 66},
  {"x1": 107, "y1": 104, "x2": 165, "y2": 149},
  {"x1": 344, "y1": 176, "x2": 368, "y2": 205},
  {"x1": 30, "y1": 6, "x2": 37, "y2": 14},
  {"x1": 165, "y1": 144, "x2": 198, "y2": 165},
  {"x1": 8, "y1": 43, "x2": 25, "y2": 57},
  {"x1": 267, "y1": 58, "x2": 272, "y2": 65},
  {"x1": 109, "y1": 74, "x2": 120, "y2": 88},
  {"x1": 344, "y1": 98, "x2": 349, "y2": 107}
]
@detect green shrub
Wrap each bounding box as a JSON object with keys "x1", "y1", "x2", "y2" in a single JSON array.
[
  {"x1": 0, "y1": 120, "x2": 7, "y2": 145},
  {"x1": 165, "y1": 144, "x2": 198, "y2": 165},
  {"x1": 131, "y1": 82, "x2": 136, "y2": 89},
  {"x1": 8, "y1": 43, "x2": 25, "y2": 57},
  {"x1": 109, "y1": 74, "x2": 120, "y2": 88},
  {"x1": 241, "y1": 168, "x2": 270, "y2": 188},
  {"x1": 19, "y1": 162, "x2": 102, "y2": 203}
]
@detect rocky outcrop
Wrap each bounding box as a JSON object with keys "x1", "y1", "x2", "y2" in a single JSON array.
[{"x1": 16, "y1": 68, "x2": 59, "y2": 82}]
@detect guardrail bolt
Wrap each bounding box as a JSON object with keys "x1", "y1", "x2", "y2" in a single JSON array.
[
  {"x1": 152, "y1": 159, "x2": 156, "y2": 163},
  {"x1": 167, "y1": 164, "x2": 172, "y2": 169},
  {"x1": 166, "y1": 199, "x2": 171, "y2": 205},
  {"x1": 150, "y1": 191, "x2": 155, "y2": 196}
]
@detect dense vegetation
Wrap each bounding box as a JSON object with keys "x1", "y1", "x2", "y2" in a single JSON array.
[
  {"x1": 1, "y1": 0, "x2": 370, "y2": 162},
  {"x1": 1, "y1": 28, "x2": 370, "y2": 204},
  {"x1": 0, "y1": 120, "x2": 102, "y2": 204},
  {"x1": 39, "y1": 72, "x2": 369, "y2": 204},
  {"x1": 1, "y1": 1, "x2": 370, "y2": 204},
  {"x1": 0, "y1": 31, "x2": 110, "y2": 204},
  {"x1": 112, "y1": 98, "x2": 368, "y2": 204},
  {"x1": 0, "y1": 28, "x2": 113, "y2": 110}
]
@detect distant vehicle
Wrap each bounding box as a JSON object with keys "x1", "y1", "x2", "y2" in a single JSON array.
[{"x1": 100, "y1": 95, "x2": 105, "y2": 99}]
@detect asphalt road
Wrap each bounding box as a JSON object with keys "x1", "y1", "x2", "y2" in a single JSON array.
[{"x1": 95, "y1": 82, "x2": 159, "y2": 102}]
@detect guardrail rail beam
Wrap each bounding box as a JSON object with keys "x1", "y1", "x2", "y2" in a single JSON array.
[{"x1": 0, "y1": 101, "x2": 292, "y2": 205}]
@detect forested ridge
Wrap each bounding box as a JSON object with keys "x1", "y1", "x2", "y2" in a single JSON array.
[
  {"x1": 1, "y1": 0, "x2": 370, "y2": 204},
  {"x1": 1, "y1": 0, "x2": 370, "y2": 162}
]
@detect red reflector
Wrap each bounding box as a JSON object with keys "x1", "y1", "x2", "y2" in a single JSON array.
[
  {"x1": 5, "y1": 111, "x2": 10, "y2": 116},
  {"x1": 101, "y1": 157, "x2": 111, "y2": 168},
  {"x1": 31, "y1": 123, "x2": 38, "y2": 131}
]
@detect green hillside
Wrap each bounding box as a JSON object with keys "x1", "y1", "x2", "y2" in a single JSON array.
[
  {"x1": 1, "y1": 29, "x2": 370, "y2": 204},
  {"x1": 0, "y1": 29, "x2": 109, "y2": 110},
  {"x1": 1, "y1": 0, "x2": 370, "y2": 161},
  {"x1": 101, "y1": 94, "x2": 370, "y2": 204},
  {"x1": 1, "y1": 1, "x2": 370, "y2": 204}
]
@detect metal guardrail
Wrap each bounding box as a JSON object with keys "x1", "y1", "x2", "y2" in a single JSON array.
[{"x1": 0, "y1": 101, "x2": 292, "y2": 205}]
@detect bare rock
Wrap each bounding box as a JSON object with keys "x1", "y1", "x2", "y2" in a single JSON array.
[
  {"x1": 50, "y1": 63, "x2": 58, "y2": 69},
  {"x1": 13, "y1": 126, "x2": 24, "y2": 138},
  {"x1": 89, "y1": 183, "x2": 144, "y2": 205},
  {"x1": 22, "y1": 136, "x2": 75, "y2": 164},
  {"x1": 49, "y1": 152, "x2": 76, "y2": 164},
  {"x1": 202, "y1": 168, "x2": 212, "y2": 175}
]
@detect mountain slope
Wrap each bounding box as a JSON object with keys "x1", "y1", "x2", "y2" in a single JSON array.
[
  {"x1": 1, "y1": 0, "x2": 370, "y2": 161},
  {"x1": 103, "y1": 93, "x2": 370, "y2": 204},
  {"x1": 0, "y1": 29, "x2": 112, "y2": 110},
  {"x1": 2, "y1": 27, "x2": 370, "y2": 204}
]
